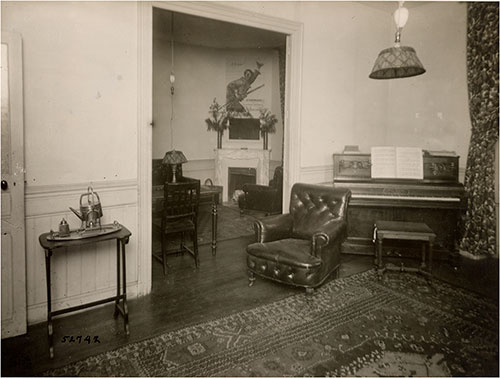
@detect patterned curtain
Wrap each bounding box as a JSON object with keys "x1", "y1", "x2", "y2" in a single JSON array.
[{"x1": 460, "y1": 2, "x2": 499, "y2": 256}]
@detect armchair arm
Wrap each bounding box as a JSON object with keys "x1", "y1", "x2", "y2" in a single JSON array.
[
  {"x1": 254, "y1": 213, "x2": 293, "y2": 243},
  {"x1": 310, "y1": 219, "x2": 347, "y2": 257}
]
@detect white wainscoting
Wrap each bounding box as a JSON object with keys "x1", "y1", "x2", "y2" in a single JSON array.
[
  {"x1": 300, "y1": 165, "x2": 466, "y2": 186},
  {"x1": 183, "y1": 158, "x2": 282, "y2": 186},
  {"x1": 300, "y1": 165, "x2": 334, "y2": 185},
  {"x1": 182, "y1": 159, "x2": 215, "y2": 183},
  {"x1": 25, "y1": 180, "x2": 139, "y2": 325},
  {"x1": 459, "y1": 167, "x2": 466, "y2": 184}
]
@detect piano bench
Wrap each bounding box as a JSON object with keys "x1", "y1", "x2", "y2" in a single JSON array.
[{"x1": 374, "y1": 220, "x2": 436, "y2": 283}]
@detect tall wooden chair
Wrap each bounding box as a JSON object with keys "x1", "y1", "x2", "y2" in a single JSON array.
[{"x1": 155, "y1": 180, "x2": 200, "y2": 275}]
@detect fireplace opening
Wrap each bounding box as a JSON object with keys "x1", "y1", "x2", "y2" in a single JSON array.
[{"x1": 228, "y1": 167, "x2": 256, "y2": 201}]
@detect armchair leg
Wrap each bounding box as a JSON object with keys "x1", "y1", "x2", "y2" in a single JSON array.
[
  {"x1": 248, "y1": 271, "x2": 256, "y2": 287},
  {"x1": 305, "y1": 287, "x2": 314, "y2": 296},
  {"x1": 333, "y1": 267, "x2": 340, "y2": 279},
  {"x1": 180, "y1": 232, "x2": 185, "y2": 251},
  {"x1": 162, "y1": 235, "x2": 168, "y2": 276},
  {"x1": 193, "y1": 229, "x2": 199, "y2": 268}
]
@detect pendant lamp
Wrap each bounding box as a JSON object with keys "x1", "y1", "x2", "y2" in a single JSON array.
[{"x1": 369, "y1": 2, "x2": 425, "y2": 79}]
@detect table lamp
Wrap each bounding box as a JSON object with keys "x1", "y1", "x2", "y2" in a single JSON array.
[{"x1": 162, "y1": 149, "x2": 187, "y2": 183}]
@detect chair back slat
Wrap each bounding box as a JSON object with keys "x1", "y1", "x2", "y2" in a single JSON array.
[{"x1": 163, "y1": 180, "x2": 200, "y2": 220}]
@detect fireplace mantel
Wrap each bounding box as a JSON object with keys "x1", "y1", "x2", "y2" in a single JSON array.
[{"x1": 214, "y1": 148, "x2": 271, "y2": 202}]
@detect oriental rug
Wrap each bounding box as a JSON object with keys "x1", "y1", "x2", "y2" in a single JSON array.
[{"x1": 43, "y1": 270, "x2": 498, "y2": 377}]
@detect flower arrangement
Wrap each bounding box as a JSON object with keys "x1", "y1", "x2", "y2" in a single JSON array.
[
  {"x1": 205, "y1": 98, "x2": 229, "y2": 133},
  {"x1": 258, "y1": 109, "x2": 278, "y2": 136}
]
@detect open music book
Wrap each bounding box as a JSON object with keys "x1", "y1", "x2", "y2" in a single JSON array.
[{"x1": 371, "y1": 146, "x2": 424, "y2": 179}]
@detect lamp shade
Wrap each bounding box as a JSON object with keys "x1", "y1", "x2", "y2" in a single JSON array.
[
  {"x1": 369, "y1": 46, "x2": 426, "y2": 79},
  {"x1": 162, "y1": 150, "x2": 188, "y2": 165}
]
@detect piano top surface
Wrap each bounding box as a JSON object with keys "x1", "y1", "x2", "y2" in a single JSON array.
[{"x1": 331, "y1": 178, "x2": 464, "y2": 192}]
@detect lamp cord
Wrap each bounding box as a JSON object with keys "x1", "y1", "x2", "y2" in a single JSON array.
[
  {"x1": 171, "y1": 13, "x2": 175, "y2": 75},
  {"x1": 170, "y1": 12, "x2": 175, "y2": 150},
  {"x1": 170, "y1": 91, "x2": 174, "y2": 150}
]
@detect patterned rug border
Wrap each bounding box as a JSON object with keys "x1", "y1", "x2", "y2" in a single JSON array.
[{"x1": 43, "y1": 269, "x2": 499, "y2": 377}]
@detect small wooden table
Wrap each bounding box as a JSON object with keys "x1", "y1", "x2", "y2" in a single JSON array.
[
  {"x1": 153, "y1": 184, "x2": 221, "y2": 255},
  {"x1": 39, "y1": 226, "x2": 131, "y2": 358},
  {"x1": 374, "y1": 220, "x2": 436, "y2": 281}
]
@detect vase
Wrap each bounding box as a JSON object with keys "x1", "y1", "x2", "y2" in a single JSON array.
[
  {"x1": 263, "y1": 132, "x2": 268, "y2": 150},
  {"x1": 217, "y1": 130, "x2": 223, "y2": 149}
]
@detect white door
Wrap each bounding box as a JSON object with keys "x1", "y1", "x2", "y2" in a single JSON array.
[{"x1": 1, "y1": 31, "x2": 27, "y2": 338}]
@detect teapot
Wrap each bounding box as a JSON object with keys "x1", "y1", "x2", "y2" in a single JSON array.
[{"x1": 69, "y1": 186, "x2": 103, "y2": 229}]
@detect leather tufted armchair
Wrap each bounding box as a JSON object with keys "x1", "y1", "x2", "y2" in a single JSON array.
[{"x1": 246, "y1": 183, "x2": 351, "y2": 293}]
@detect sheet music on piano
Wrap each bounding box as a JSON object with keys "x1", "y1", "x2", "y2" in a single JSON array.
[{"x1": 371, "y1": 146, "x2": 423, "y2": 180}]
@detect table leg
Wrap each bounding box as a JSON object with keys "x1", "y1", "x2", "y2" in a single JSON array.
[
  {"x1": 428, "y1": 240, "x2": 434, "y2": 278},
  {"x1": 376, "y1": 238, "x2": 384, "y2": 279},
  {"x1": 114, "y1": 239, "x2": 121, "y2": 319},
  {"x1": 372, "y1": 226, "x2": 378, "y2": 266},
  {"x1": 44, "y1": 249, "x2": 54, "y2": 359},
  {"x1": 121, "y1": 240, "x2": 130, "y2": 336},
  {"x1": 420, "y1": 242, "x2": 427, "y2": 269},
  {"x1": 211, "y1": 201, "x2": 218, "y2": 256}
]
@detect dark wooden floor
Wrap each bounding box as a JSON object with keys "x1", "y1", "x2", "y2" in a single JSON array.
[{"x1": 2, "y1": 228, "x2": 498, "y2": 376}]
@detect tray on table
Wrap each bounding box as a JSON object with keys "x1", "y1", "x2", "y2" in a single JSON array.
[{"x1": 47, "y1": 222, "x2": 122, "y2": 241}]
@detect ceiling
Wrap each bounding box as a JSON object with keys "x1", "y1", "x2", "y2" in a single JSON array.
[
  {"x1": 153, "y1": 2, "x2": 432, "y2": 49},
  {"x1": 361, "y1": 1, "x2": 431, "y2": 13},
  {"x1": 153, "y1": 8, "x2": 287, "y2": 49}
]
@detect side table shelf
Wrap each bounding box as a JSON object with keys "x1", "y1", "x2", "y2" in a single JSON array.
[{"x1": 39, "y1": 225, "x2": 132, "y2": 359}]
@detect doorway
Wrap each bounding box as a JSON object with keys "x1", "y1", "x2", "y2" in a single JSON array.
[
  {"x1": 137, "y1": 2, "x2": 303, "y2": 295},
  {"x1": 151, "y1": 8, "x2": 286, "y2": 284},
  {"x1": 151, "y1": 8, "x2": 286, "y2": 190}
]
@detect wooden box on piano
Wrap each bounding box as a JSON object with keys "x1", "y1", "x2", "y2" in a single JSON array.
[{"x1": 332, "y1": 152, "x2": 465, "y2": 257}]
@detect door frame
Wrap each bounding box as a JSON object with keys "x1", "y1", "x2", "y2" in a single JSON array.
[
  {"x1": 136, "y1": 1, "x2": 303, "y2": 295},
  {"x1": 1, "y1": 30, "x2": 27, "y2": 338}
]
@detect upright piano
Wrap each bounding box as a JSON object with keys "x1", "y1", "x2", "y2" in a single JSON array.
[{"x1": 332, "y1": 152, "x2": 466, "y2": 257}]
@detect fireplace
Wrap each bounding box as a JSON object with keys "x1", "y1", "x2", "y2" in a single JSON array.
[
  {"x1": 214, "y1": 148, "x2": 271, "y2": 202},
  {"x1": 228, "y1": 167, "x2": 256, "y2": 200}
]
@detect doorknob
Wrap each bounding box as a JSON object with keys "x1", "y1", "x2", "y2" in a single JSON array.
[{"x1": 1, "y1": 180, "x2": 8, "y2": 190}]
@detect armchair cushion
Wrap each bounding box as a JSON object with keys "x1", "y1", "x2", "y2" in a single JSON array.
[{"x1": 247, "y1": 239, "x2": 321, "y2": 269}]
